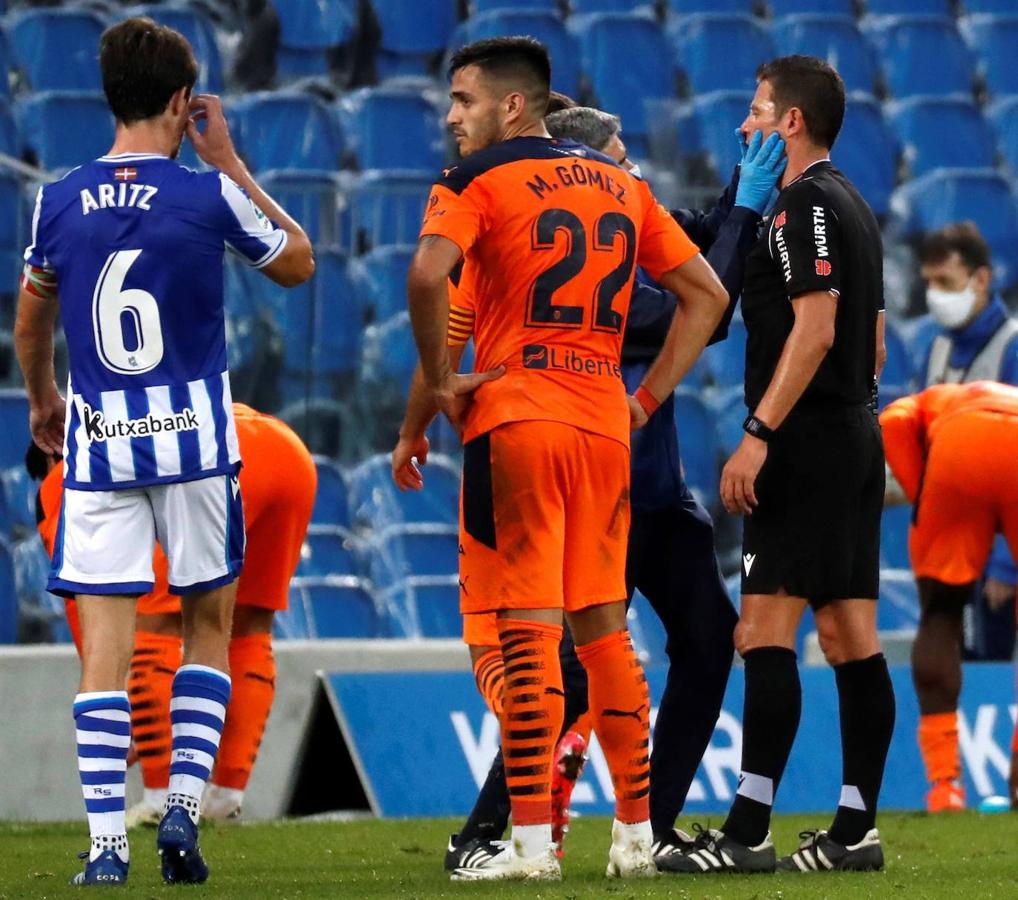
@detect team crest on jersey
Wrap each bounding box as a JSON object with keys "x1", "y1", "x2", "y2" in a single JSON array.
[
  {"x1": 82, "y1": 403, "x2": 200, "y2": 443},
  {"x1": 815, "y1": 259, "x2": 832, "y2": 277},
  {"x1": 774, "y1": 211, "x2": 786, "y2": 229}
]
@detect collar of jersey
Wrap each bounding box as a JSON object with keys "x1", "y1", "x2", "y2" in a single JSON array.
[
  {"x1": 784, "y1": 158, "x2": 832, "y2": 188},
  {"x1": 97, "y1": 152, "x2": 168, "y2": 162}
]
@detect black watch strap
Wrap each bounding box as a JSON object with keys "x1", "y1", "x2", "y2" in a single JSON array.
[{"x1": 743, "y1": 414, "x2": 775, "y2": 442}]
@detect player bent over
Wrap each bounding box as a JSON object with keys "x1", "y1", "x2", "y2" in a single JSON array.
[
  {"x1": 32, "y1": 404, "x2": 316, "y2": 825},
  {"x1": 407, "y1": 37, "x2": 726, "y2": 879},
  {"x1": 14, "y1": 18, "x2": 313, "y2": 886}
]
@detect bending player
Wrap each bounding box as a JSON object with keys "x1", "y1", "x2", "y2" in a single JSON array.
[
  {"x1": 14, "y1": 18, "x2": 313, "y2": 886},
  {"x1": 32, "y1": 403, "x2": 316, "y2": 825},
  {"x1": 880, "y1": 382, "x2": 1018, "y2": 809},
  {"x1": 405, "y1": 38, "x2": 727, "y2": 880}
]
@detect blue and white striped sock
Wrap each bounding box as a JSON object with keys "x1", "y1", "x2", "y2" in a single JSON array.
[
  {"x1": 74, "y1": 691, "x2": 131, "y2": 863},
  {"x1": 167, "y1": 664, "x2": 232, "y2": 823}
]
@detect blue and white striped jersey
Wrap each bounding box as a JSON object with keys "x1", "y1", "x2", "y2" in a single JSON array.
[{"x1": 24, "y1": 152, "x2": 287, "y2": 490}]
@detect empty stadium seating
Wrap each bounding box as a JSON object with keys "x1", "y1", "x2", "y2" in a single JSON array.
[
  {"x1": 338, "y1": 86, "x2": 446, "y2": 172},
  {"x1": 273, "y1": 0, "x2": 358, "y2": 79},
  {"x1": 9, "y1": 8, "x2": 105, "y2": 91},
  {"x1": 290, "y1": 575, "x2": 387, "y2": 638},
  {"x1": 233, "y1": 93, "x2": 344, "y2": 172},
  {"x1": 771, "y1": 15, "x2": 879, "y2": 96},
  {"x1": 16, "y1": 92, "x2": 114, "y2": 172},
  {"x1": 350, "y1": 244, "x2": 415, "y2": 324},
  {"x1": 676, "y1": 90, "x2": 754, "y2": 183},
  {"x1": 988, "y1": 95, "x2": 1018, "y2": 177},
  {"x1": 389, "y1": 575, "x2": 460, "y2": 638},
  {"x1": 300, "y1": 525, "x2": 360, "y2": 577},
  {"x1": 960, "y1": 13, "x2": 1018, "y2": 97},
  {"x1": 367, "y1": 523, "x2": 459, "y2": 588},
  {"x1": 128, "y1": 3, "x2": 224, "y2": 92},
  {"x1": 890, "y1": 96, "x2": 996, "y2": 178},
  {"x1": 373, "y1": 0, "x2": 458, "y2": 79},
  {"x1": 832, "y1": 96, "x2": 898, "y2": 218},
  {"x1": 0, "y1": 536, "x2": 17, "y2": 643},
  {"x1": 343, "y1": 169, "x2": 432, "y2": 252},
  {"x1": 312, "y1": 456, "x2": 353, "y2": 527},
  {"x1": 669, "y1": 14, "x2": 775, "y2": 95},
  {"x1": 768, "y1": 0, "x2": 854, "y2": 14},
  {"x1": 673, "y1": 389, "x2": 720, "y2": 504},
  {"x1": 348, "y1": 453, "x2": 459, "y2": 530},
  {"x1": 865, "y1": 16, "x2": 976, "y2": 98}
]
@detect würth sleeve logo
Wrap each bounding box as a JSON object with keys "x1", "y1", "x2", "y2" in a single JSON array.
[
  {"x1": 812, "y1": 206, "x2": 829, "y2": 257},
  {"x1": 815, "y1": 259, "x2": 832, "y2": 276}
]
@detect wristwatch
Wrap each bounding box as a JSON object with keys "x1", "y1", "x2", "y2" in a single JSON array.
[{"x1": 743, "y1": 414, "x2": 775, "y2": 442}]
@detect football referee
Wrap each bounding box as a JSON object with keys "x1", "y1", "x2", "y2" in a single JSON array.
[{"x1": 644, "y1": 56, "x2": 895, "y2": 875}]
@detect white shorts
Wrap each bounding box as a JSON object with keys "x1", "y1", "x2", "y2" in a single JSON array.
[{"x1": 49, "y1": 474, "x2": 245, "y2": 597}]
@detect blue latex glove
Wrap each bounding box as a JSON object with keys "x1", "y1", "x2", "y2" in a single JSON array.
[{"x1": 734, "y1": 129, "x2": 787, "y2": 214}]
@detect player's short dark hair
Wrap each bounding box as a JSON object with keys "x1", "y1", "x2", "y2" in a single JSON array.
[
  {"x1": 448, "y1": 37, "x2": 551, "y2": 116},
  {"x1": 757, "y1": 55, "x2": 845, "y2": 150},
  {"x1": 546, "y1": 90, "x2": 576, "y2": 115},
  {"x1": 24, "y1": 442, "x2": 59, "y2": 481},
  {"x1": 546, "y1": 107, "x2": 620, "y2": 153},
  {"x1": 100, "y1": 17, "x2": 198, "y2": 125},
  {"x1": 919, "y1": 221, "x2": 992, "y2": 272}
]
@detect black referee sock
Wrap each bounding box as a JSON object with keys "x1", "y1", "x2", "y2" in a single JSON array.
[
  {"x1": 456, "y1": 750, "x2": 510, "y2": 846},
  {"x1": 828, "y1": 653, "x2": 896, "y2": 848},
  {"x1": 721, "y1": 647, "x2": 801, "y2": 848}
]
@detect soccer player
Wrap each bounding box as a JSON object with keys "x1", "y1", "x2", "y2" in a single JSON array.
[
  {"x1": 655, "y1": 56, "x2": 894, "y2": 875},
  {"x1": 33, "y1": 403, "x2": 316, "y2": 825},
  {"x1": 880, "y1": 382, "x2": 1018, "y2": 812},
  {"x1": 14, "y1": 18, "x2": 313, "y2": 886},
  {"x1": 406, "y1": 38, "x2": 728, "y2": 880}
]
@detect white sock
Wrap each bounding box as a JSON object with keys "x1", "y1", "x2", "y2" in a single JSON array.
[
  {"x1": 90, "y1": 833, "x2": 129, "y2": 864},
  {"x1": 143, "y1": 788, "x2": 167, "y2": 811},
  {"x1": 203, "y1": 784, "x2": 244, "y2": 817},
  {"x1": 511, "y1": 823, "x2": 552, "y2": 859},
  {"x1": 612, "y1": 818, "x2": 653, "y2": 846}
]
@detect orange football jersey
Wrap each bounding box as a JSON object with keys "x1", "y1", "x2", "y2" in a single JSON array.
[{"x1": 421, "y1": 136, "x2": 698, "y2": 446}]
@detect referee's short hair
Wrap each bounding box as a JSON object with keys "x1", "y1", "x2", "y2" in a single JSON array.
[
  {"x1": 919, "y1": 222, "x2": 992, "y2": 273},
  {"x1": 546, "y1": 107, "x2": 620, "y2": 153},
  {"x1": 757, "y1": 55, "x2": 845, "y2": 150},
  {"x1": 448, "y1": 37, "x2": 551, "y2": 116}
]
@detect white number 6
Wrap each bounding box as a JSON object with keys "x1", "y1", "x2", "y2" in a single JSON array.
[{"x1": 92, "y1": 249, "x2": 164, "y2": 375}]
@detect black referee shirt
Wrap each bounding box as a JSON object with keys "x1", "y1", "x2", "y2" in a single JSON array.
[{"x1": 741, "y1": 160, "x2": 883, "y2": 412}]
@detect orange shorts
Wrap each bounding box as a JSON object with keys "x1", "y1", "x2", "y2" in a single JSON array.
[
  {"x1": 458, "y1": 420, "x2": 630, "y2": 615},
  {"x1": 911, "y1": 410, "x2": 1018, "y2": 585},
  {"x1": 463, "y1": 612, "x2": 500, "y2": 648}
]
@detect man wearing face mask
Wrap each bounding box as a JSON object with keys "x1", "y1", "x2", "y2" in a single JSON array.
[{"x1": 909, "y1": 222, "x2": 1018, "y2": 813}]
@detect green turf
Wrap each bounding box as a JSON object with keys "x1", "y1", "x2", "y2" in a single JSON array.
[{"x1": 3, "y1": 811, "x2": 1018, "y2": 898}]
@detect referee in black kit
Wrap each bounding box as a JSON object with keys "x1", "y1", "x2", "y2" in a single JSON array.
[{"x1": 637, "y1": 56, "x2": 895, "y2": 876}]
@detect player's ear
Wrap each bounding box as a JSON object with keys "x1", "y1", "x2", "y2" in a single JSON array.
[
  {"x1": 503, "y1": 91, "x2": 525, "y2": 124},
  {"x1": 168, "y1": 86, "x2": 190, "y2": 118},
  {"x1": 973, "y1": 264, "x2": 993, "y2": 296},
  {"x1": 783, "y1": 106, "x2": 805, "y2": 141}
]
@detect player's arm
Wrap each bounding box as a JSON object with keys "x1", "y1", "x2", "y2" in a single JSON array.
[
  {"x1": 877, "y1": 395, "x2": 925, "y2": 504},
  {"x1": 14, "y1": 269, "x2": 64, "y2": 455},
  {"x1": 630, "y1": 254, "x2": 728, "y2": 425},
  {"x1": 407, "y1": 236, "x2": 502, "y2": 432},
  {"x1": 186, "y1": 93, "x2": 314, "y2": 287}
]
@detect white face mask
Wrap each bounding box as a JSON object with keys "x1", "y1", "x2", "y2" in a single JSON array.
[
  {"x1": 627, "y1": 163, "x2": 642, "y2": 179},
  {"x1": 926, "y1": 278, "x2": 979, "y2": 330}
]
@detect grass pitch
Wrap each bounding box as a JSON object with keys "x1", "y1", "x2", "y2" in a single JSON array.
[{"x1": 2, "y1": 811, "x2": 1017, "y2": 898}]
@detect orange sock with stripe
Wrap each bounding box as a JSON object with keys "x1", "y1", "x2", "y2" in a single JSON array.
[
  {"x1": 576, "y1": 629, "x2": 651, "y2": 824},
  {"x1": 918, "y1": 711, "x2": 960, "y2": 784},
  {"x1": 211, "y1": 634, "x2": 276, "y2": 791},
  {"x1": 498, "y1": 619, "x2": 564, "y2": 830},
  {"x1": 472, "y1": 648, "x2": 505, "y2": 717},
  {"x1": 128, "y1": 631, "x2": 182, "y2": 791},
  {"x1": 570, "y1": 712, "x2": 593, "y2": 744}
]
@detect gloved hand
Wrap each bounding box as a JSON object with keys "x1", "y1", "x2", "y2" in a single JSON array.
[{"x1": 734, "y1": 129, "x2": 787, "y2": 215}]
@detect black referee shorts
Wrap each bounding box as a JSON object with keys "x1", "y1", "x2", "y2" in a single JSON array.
[{"x1": 741, "y1": 404, "x2": 884, "y2": 608}]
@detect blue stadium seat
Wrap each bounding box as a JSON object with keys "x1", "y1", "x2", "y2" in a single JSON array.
[
  {"x1": 832, "y1": 96, "x2": 897, "y2": 219},
  {"x1": 769, "y1": 0, "x2": 854, "y2": 13},
  {"x1": 673, "y1": 389, "x2": 720, "y2": 504},
  {"x1": 960, "y1": 14, "x2": 1018, "y2": 97},
  {"x1": 257, "y1": 170, "x2": 341, "y2": 245},
  {"x1": 300, "y1": 525, "x2": 360, "y2": 577},
  {"x1": 882, "y1": 317, "x2": 913, "y2": 388},
  {"x1": 627, "y1": 589, "x2": 668, "y2": 665},
  {"x1": 715, "y1": 386, "x2": 746, "y2": 457},
  {"x1": 0, "y1": 391, "x2": 29, "y2": 471},
  {"x1": 668, "y1": 0, "x2": 754, "y2": 11},
  {"x1": 350, "y1": 244, "x2": 415, "y2": 324},
  {"x1": 9, "y1": 8, "x2": 105, "y2": 91},
  {"x1": 344, "y1": 170, "x2": 433, "y2": 253},
  {"x1": 276, "y1": 582, "x2": 313, "y2": 638},
  {"x1": 312, "y1": 456, "x2": 352, "y2": 527},
  {"x1": 465, "y1": 11, "x2": 580, "y2": 98},
  {"x1": 338, "y1": 87, "x2": 445, "y2": 171},
  {"x1": 233, "y1": 93, "x2": 343, "y2": 172},
  {"x1": 575, "y1": 13, "x2": 674, "y2": 158},
  {"x1": 0, "y1": 32, "x2": 11, "y2": 97},
  {"x1": 701, "y1": 317, "x2": 746, "y2": 389},
  {"x1": 878, "y1": 568, "x2": 921, "y2": 631},
  {"x1": 0, "y1": 172, "x2": 22, "y2": 265},
  {"x1": 1, "y1": 465, "x2": 35, "y2": 535},
  {"x1": 963, "y1": 0, "x2": 1018, "y2": 11},
  {"x1": 294, "y1": 575, "x2": 387, "y2": 638},
  {"x1": 670, "y1": 14, "x2": 775, "y2": 95},
  {"x1": 391, "y1": 575, "x2": 461, "y2": 638},
  {"x1": 273, "y1": 0, "x2": 358, "y2": 78},
  {"x1": 988, "y1": 95, "x2": 1018, "y2": 178},
  {"x1": 368, "y1": 523, "x2": 459, "y2": 587},
  {"x1": 897, "y1": 313, "x2": 941, "y2": 379},
  {"x1": 890, "y1": 96, "x2": 996, "y2": 178},
  {"x1": 374, "y1": 0, "x2": 458, "y2": 78},
  {"x1": 12, "y1": 534, "x2": 54, "y2": 615},
  {"x1": 359, "y1": 310, "x2": 418, "y2": 407},
  {"x1": 865, "y1": 0, "x2": 950, "y2": 13},
  {"x1": 127, "y1": 3, "x2": 223, "y2": 92},
  {"x1": 0, "y1": 536, "x2": 17, "y2": 643},
  {"x1": 677, "y1": 90, "x2": 753, "y2": 183},
  {"x1": 348, "y1": 453, "x2": 459, "y2": 529},
  {"x1": 892, "y1": 168, "x2": 1018, "y2": 291},
  {"x1": 474, "y1": 0, "x2": 557, "y2": 10},
  {"x1": 880, "y1": 504, "x2": 912, "y2": 569},
  {"x1": 223, "y1": 261, "x2": 259, "y2": 372},
  {"x1": 771, "y1": 16, "x2": 879, "y2": 96},
  {"x1": 573, "y1": 0, "x2": 653, "y2": 10},
  {"x1": 865, "y1": 16, "x2": 976, "y2": 98},
  {"x1": 16, "y1": 92, "x2": 114, "y2": 172}
]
